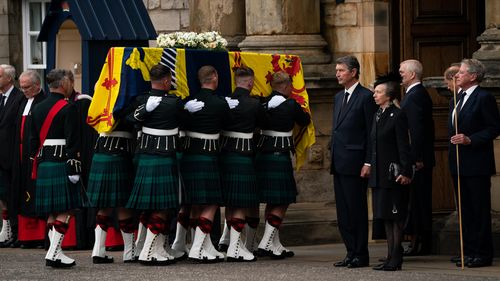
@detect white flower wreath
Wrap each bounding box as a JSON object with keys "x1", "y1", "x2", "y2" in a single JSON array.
[{"x1": 157, "y1": 31, "x2": 228, "y2": 50}]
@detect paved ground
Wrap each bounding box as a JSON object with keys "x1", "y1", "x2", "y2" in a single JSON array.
[{"x1": 1, "y1": 243, "x2": 499, "y2": 281}]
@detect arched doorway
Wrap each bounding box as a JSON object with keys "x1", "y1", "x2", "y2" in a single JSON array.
[{"x1": 55, "y1": 19, "x2": 82, "y2": 93}]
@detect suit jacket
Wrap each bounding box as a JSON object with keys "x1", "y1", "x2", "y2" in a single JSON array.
[
  {"x1": 400, "y1": 83, "x2": 435, "y2": 166},
  {"x1": 0, "y1": 87, "x2": 24, "y2": 171},
  {"x1": 369, "y1": 105, "x2": 412, "y2": 189},
  {"x1": 11, "y1": 91, "x2": 46, "y2": 216},
  {"x1": 448, "y1": 86, "x2": 500, "y2": 176},
  {"x1": 330, "y1": 84, "x2": 378, "y2": 175}
]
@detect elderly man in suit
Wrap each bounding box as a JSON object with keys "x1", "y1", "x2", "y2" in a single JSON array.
[
  {"x1": 399, "y1": 59, "x2": 435, "y2": 255},
  {"x1": 449, "y1": 58, "x2": 500, "y2": 268},
  {"x1": 330, "y1": 56, "x2": 378, "y2": 268},
  {"x1": 0, "y1": 64, "x2": 24, "y2": 247}
]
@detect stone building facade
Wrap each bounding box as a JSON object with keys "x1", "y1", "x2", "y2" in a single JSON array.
[{"x1": 1, "y1": 0, "x2": 500, "y2": 252}]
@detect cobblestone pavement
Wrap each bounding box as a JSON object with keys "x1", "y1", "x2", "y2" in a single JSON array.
[{"x1": 0, "y1": 243, "x2": 498, "y2": 281}]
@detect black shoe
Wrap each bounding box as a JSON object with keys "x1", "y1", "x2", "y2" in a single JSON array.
[
  {"x1": 283, "y1": 249, "x2": 295, "y2": 258},
  {"x1": 9, "y1": 239, "x2": 21, "y2": 248},
  {"x1": 46, "y1": 259, "x2": 76, "y2": 268},
  {"x1": 372, "y1": 263, "x2": 386, "y2": 270},
  {"x1": 467, "y1": 257, "x2": 492, "y2": 268},
  {"x1": 347, "y1": 257, "x2": 369, "y2": 268},
  {"x1": 0, "y1": 237, "x2": 16, "y2": 248},
  {"x1": 455, "y1": 256, "x2": 473, "y2": 267},
  {"x1": 333, "y1": 256, "x2": 352, "y2": 267},
  {"x1": 450, "y1": 255, "x2": 470, "y2": 263},
  {"x1": 93, "y1": 256, "x2": 114, "y2": 264},
  {"x1": 383, "y1": 264, "x2": 402, "y2": 271}
]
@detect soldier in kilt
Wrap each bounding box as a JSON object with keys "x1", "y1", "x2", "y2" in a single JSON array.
[
  {"x1": 255, "y1": 71, "x2": 310, "y2": 259},
  {"x1": 30, "y1": 69, "x2": 82, "y2": 268},
  {"x1": 181, "y1": 65, "x2": 230, "y2": 262},
  {"x1": 86, "y1": 89, "x2": 139, "y2": 264},
  {"x1": 217, "y1": 66, "x2": 266, "y2": 262},
  {"x1": 125, "y1": 64, "x2": 184, "y2": 265}
]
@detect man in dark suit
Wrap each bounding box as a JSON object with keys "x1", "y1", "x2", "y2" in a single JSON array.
[
  {"x1": 11, "y1": 70, "x2": 46, "y2": 249},
  {"x1": 330, "y1": 56, "x2": 378, "y2": 268},
  {"x1": 399, "y1": 59, "x2": 435, "y2": 255},
  {"x1": 449, "y1": 58, "x2": 500, "y2": 268},
  {"x1": 0, "y1": 64, "x2": 24, "y2": 247}
]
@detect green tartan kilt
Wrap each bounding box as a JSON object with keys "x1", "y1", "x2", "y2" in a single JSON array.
[
  {"x1": 126, "y1": 154, "x2": 179, "y2": 210},
  {"x1": 255, "y1": 152, "x2": 297, "y2": 204},
  {"x1": 87, "y1": 153, "x2": 134, "y2": 208},
  {"x1": 0, "y1": 169, "x2": 9, "y2": 200},
  {"x1": 35, "y1": 161, "x2": 82, "y2": 216},
  {"x1": 181, "y1": 154, "x2": 222, "y2": 205},
  {"x1": 220, "y1": 152, "x2": 258, "y2": 208}
]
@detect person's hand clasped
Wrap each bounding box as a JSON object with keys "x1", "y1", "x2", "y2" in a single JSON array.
[
  {"x1": 450, "y1": 134, "x2": 471, "y2": 145},
  {"x1": 145, "y1": 96, "x2": 162, "y2": 112},
  {"x1": 395, "y1": 175, "x2": 411, "y2": 185},
  {"x1": 184, "y1": 99, "x2": 205, "y2": 113},
  {"x1": 268, "y1": 95, "x2": 286, "y2": 109},
  {"x1": 225, "y1": 97, "x2": 239, "y2": 109}
]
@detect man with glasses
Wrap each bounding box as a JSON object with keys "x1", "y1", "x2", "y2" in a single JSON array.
[{"x1": 11, "y1": 70, "x2": 46, "y2": 249}]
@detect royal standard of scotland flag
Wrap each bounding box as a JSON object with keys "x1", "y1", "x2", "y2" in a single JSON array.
[{"x1": 88, "y1": 47, "x2": 315, "y2": 169}]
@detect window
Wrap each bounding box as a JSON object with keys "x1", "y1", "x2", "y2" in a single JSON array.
[{"x1": 22, "y1": 0, "x2": 51, "y2": 72}]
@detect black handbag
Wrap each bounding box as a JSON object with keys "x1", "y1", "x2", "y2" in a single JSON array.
[{"x1": 388, "y1": 162, "x2": 415, "y2": 182}]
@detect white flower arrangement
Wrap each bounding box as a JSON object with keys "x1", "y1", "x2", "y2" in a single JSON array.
[{"x1": 157, "y1": 31, "x2": 228, "y2": 50}]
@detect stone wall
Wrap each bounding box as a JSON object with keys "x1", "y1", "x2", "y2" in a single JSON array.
[
  {"x1": 143, "y1": 0, "x2": 190, "y2": 46},
  {"x1": 0, "y1": 0, "x2": 9, "y2": 64},
  {"x1": 321, "y1": 0, "x2": 389, "y2": 87}
]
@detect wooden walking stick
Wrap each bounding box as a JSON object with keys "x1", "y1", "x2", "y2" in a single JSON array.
[{"x1": 452, "y1": 78, "x2": 465, "y2": 270}]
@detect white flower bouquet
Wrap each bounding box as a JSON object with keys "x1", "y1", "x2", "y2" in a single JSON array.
[{"x1": 157, "y1": 31, "x2": 228, "y2": 50}]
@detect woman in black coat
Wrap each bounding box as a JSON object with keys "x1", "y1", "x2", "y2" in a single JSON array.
[{"x1": 369, "y1": 75, "x2": 412, "y2": 271}]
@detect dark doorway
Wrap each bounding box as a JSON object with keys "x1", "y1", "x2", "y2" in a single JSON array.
[{"x1": 390, "y1": 0, "x2": 485, "y2": 212}]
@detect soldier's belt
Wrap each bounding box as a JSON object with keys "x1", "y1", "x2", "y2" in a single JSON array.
[
  {"x1": 99, "y1": 131, "x2": 134, "y2": 139},
  {"x1": 185, "y1": 131, "x2": 220, "y2": 140},
  {"x1": 142, "y1": 126, "x2": 179, "y2": 136},
  {"x1": 43, "y1": 139, "x2": 66, "y2": 146},
  {"x1": 261, "y1": 130, "x2": 293, "y2": 137},
  {"x1": 221, "y1": 131, "x2": 253, "y2": 139}
]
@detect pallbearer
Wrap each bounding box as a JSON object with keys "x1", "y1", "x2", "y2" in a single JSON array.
[
  {"x1": 255, "y1": 71, "x2": 310, "y2": 258},
  {"x1": 126, "y1": 64, "x2": 184, "y2": 265},
  {"x1": 30, "y1": 69, "x2": 82, "y2": 268},
  {"x1": 87, "y1": 85, "x2": 138, "y2": 263},
  {"x1": 181, "y1": 65, "x2": 230, "y2": 262},
  {"x1": 218, "y1": 66, "x2": 266, "y2": 261}
]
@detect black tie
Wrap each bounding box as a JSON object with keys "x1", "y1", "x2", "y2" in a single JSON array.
[
  {"x1": 456, "y1": 91, "x2": 465, "y2": 115},
  {"x1": 340, "y1": 91, "x2": 349, "y2": 115},
  {"x1": 0, "y1": 95, "x2": 5, "y2": 113}
]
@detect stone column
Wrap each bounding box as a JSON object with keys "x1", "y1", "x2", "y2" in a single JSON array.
[
  {"x1": 189, "y1": 0, "x2": 246, "y2": 50},
  {"x1": 239, "y1": 0, "x2": 331, "y2": 69}
]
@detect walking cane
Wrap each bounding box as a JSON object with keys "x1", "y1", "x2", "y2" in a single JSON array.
[{"x1": 452, "y1": 78, "x2": 465, "y2": 270}]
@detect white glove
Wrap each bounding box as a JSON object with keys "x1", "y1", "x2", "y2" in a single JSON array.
[
  {"x1": 225, "y1": 97, "x2": 239, "y2": 109},
  {"x1": 268, "y1": 95, "x2": 286, "y2": 109},
  {"x1": 184, "y1": 99, "x2": 205, "y2": 113},
  {"x1": 68, "y1": 175, "x2": 80, "y2": 184},
  {"x1": 146, "y1": 96, "x2": 162, "y2": 112}
]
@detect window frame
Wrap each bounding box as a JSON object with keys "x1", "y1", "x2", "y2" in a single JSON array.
[{"x1": 22, "y1": 0, "x2": 51, "y2": 71}]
